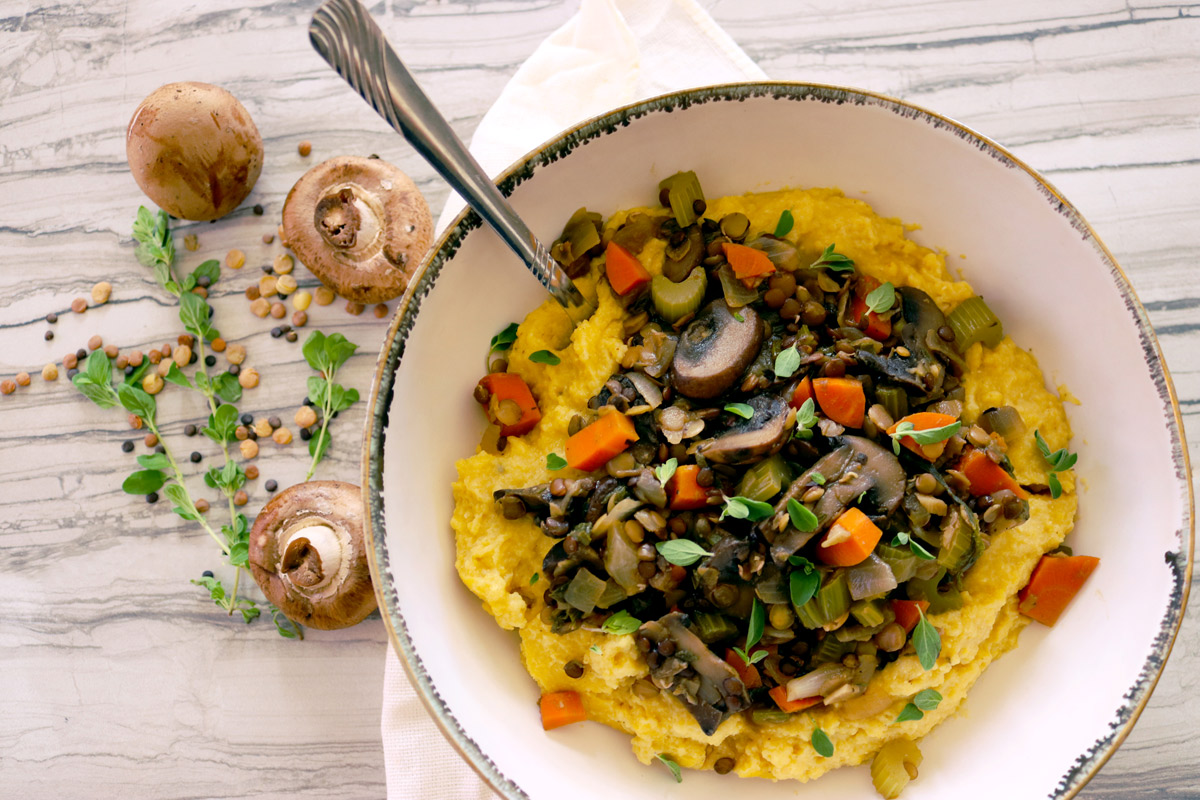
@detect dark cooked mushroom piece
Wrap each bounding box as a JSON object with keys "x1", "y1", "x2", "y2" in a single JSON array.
[
  {"x1": 763, "y1": 436, "x2": 906, "y2": 565},
  {"x1": 696, "y1": 393, "x2": 791, "y2": 465},
  {"x1": 671, "y1": 300, "x2": 763, "y2": 399},
  {"x1": 857, "y1": 286, "x2": 954, "y2": 398},
  {"x1": 637, "y1": 612, "x2": 750, "y2": 735}
]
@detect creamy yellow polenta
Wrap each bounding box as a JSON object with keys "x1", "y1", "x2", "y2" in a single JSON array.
[{"x1": 451, "y1": 188, "x2": 1076, "y2": 782}]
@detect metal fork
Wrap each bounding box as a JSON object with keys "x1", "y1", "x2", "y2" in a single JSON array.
[{"x1": 308, "y1": 0, "x2": 597, "y2": 323}]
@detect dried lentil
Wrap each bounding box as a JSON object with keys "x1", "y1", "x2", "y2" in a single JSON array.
[
  {"x1": 128, "y1": 350, "x2": 144, "y2": 367},
  {"x1": 128, "y1": 414, "x2": 143, "y2": 429},
  {"x1": 345, "y1": 301, "x2": 364, "y2": 316},
  {"x1": 91, "y1": 281, "x2": 112, "y2": 304},
  {"x1": 194, "y1": 498, "x2": 210, "y2": 513},
  {"x1": 245, "y1": 464, "x2": 259, "y2": 480},
  {"x1": 15, "y1": 372, "x2": 31, "y2": 387},
  {"x1": 71, "y1": 297, "x2": 87, "y2": 314},
  {"x1": 0, "y1": 379, "x2": 15, "y2": 395},
  {"x1": 233, "y1": 490, "x2": 248, "y2": 506},
  {"x1": 295, "y1": 406, "x2": 318, "y2": 428},
  {"x1": 272, "y1": 427, "x2": 293, "y2": 445},
  {"x1": 235, "y1": 425, "x2": 249, "y2": 441},
  {"x1": 269, "y1": 302, "x2": 286, "y2": 319},
  {"x1": 41, "y1": 363, "x2": 58, "y2": 381},
  {"x1": 314, "y1": 286, "x2": 336, "y2": 306},
  {"x1": 249, "y1": 297, "x2": 270, "y2": 318},
  {"x1": 291, "y1": 310, "x2": 308, "y2": 328},
  {"x1": 173, "y1": 344, "x2": 192, "y2": 368},
  {"x1": 115, "y1": 353, "x2": 127, "y2": 369},
  {"x1": 210, "y1": 338, "x2": 226, "y2": 353},
  {"x1": 253, "y1": 419, "x2": 273, "y2": 438},
  {"x1": 225, "y1": 343, "x2": 246, "y2": 365},
  {"x1": 87, "y1": 335, "x2": 103, "y2": 351},
  {"x1": 238, "y1": 367, "x2": 259, "y2": 388},
  {"x1": 144, "y1": 433, "x2": 158, "y2": 447},
  {"x1": 239, "y1": 439, "x2": 259, "y2": 459},
  {"x1": 298, "y1": 140, "x2": 312, "y2": 156},
  {"x1": 226, "y1": 249, "x2": 245, "y2": 269}
]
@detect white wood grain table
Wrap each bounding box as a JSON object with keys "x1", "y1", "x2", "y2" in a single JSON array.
[{"x1": 1, "y1": 1, "x2": 1195, "y2": 797}]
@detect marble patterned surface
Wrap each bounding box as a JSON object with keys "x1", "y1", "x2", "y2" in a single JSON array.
[{"x1": 1, "y1": 0, "x2": 1196, "y2": 797}]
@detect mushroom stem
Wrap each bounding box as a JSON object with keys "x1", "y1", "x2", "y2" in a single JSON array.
[{"x1": 281, "y1": 523, "x2": 343, "y2": 591}]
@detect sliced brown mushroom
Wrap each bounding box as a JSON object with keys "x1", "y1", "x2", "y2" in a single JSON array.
[
  {"x1": 637, "y1": 611, "x2": 749, "y2": 736},
  {"x1": 857, "y1": 287, "x2": 955, "y2": 398},
  {"x1": 671, "y1": 300, "x2": 762, "y2": 399},
  {"x1": 247, "y1": 481, "x2": 376, "y2": 630},
  {"x1": 695, "y1": 393, "x2": 791, "y2": 465},
  {"x1": 763, "y1": 436, "x2": 906, "y2": 565},
  {"x1": 282, "y1": 156, "x2": 433, "y2": 303}
]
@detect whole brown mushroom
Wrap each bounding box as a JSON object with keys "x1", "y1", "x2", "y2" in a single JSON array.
[
  {"x1": 281, "y1": 156, "x2": 433, "y2": 303},
  {"x1": 247, "y1": 480, "x2": 376, "y2": 630},
  {"x1": 126, "y1": 82, "x2": 263, "y2": 221}
]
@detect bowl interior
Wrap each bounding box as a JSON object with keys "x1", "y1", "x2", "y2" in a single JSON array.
[{"x1": 367, "y1": 84, "x2": 1191, "y2": 800}]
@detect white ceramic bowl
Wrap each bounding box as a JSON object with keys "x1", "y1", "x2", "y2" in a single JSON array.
[{"x1": 362, "y1": 83, "x2": 1193, "y2": 800}]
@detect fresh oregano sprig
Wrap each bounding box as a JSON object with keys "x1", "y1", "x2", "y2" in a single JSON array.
[
  {"x1": 301, "y1": 330, "x2": 360, "y2": 480},
  {"x1": 1035, "y1": 429, "x2": 1077, "y2": 499}
]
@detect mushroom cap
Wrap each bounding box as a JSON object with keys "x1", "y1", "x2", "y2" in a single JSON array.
[
  {"x1": 247, "y1": 480, "x2": 376, "y2": 630},
  {"x1": 671, "y1": 300, "x2": 763, "y2": 399},
  {"x1": 126, "y1": 82, "x2": 263, "y2": 221},
  {"x1": 281, "y1": 156, "x2": 433, "y2": 303}
]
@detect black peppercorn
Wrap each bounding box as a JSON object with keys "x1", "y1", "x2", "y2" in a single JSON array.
[
  {"x1": 190, "y1": 452, "x2": 202, "y2": 463},
  {"x1": 205, "y1": 355, "x2": 216, "y2": 367},
  {"x1": 240, "y1": 413, "x2": 253, "y2": 425},
  {"x1": 265, "y1": 479, "x2": 278, "y2": 492},
  {"x1": 146, "y1": 492, "x2": 159, "y2": 504},
  {"x1": 121, "y1": 440, "x2": 135, "y2": 453},
  {"x1": 184, "y1": 423, "x2": 198, "y2": 436}
]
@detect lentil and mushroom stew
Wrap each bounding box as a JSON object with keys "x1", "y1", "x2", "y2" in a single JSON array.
[{"x1": 451, "y1": 175, "x2": 1090, "y2": 797}]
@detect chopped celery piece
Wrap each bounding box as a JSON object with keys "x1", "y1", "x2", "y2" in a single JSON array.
[
  {"x1": 875, "y1": 543, "x2": 918, "y2": 583},
  {"x1": 565, "y1": 218, "x2": 601, "y2": 261},
  {"x1": 751, "y1": 709, "x2": 794, "y2": 724},
  {"x1": 936, "y1": 509, "x2": 980, "y2": 574},
  {"x1": 795, "y1": 571, "x2": 850, "y2": 629},
  {"x1": 651, "y1": 267, "x2": 707, "y2": 323},
  {"x1": 978, "y1": 405, "x2": 1026, "y2": 441},
  {"x1": 563, "y1": 568, "x2": 606, "y2": 613},
  {"x1": 658, "y1": 170, "x2": 705, "y2": 227},
  {"x1": 561, "y1": 206, "x2": 601, "y2": 235},
  {"x1": 850, "y1": 599, "x2": 887, "y2": 628},
  {"x1": 736, "y1": 454, "x2": 791, "y2": 502},
  {"x1": 947, "y1": 296, "x2": 1003, "y2": 352},
  {"x1": 811, "y1": 634, "x2": 854, "y2": 665},
  {"x1": 874, "y1": 386, "x2": 908, "y2": 423},
  {"x1": 692, "y1": 611, "x2": 738, "y2": 644},
  {"x1": 871, "y1": 739, "x2": 923, "y2": 799},
  {"x1": 594, "y1": 579, "x2": 628, "y2": 610},
  {"x1": 905, "y1": 568, "x2": 963, "y2": 615}
]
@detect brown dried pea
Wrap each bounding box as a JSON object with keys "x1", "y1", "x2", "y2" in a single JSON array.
[
  {"x1": 245, "y1": 284, "x2": 261, "y2": 301},
  {"x1": 273, "y1": 254, "x2": 294, "y2": 275},
  {"x1": 314, "y1": 286, "x2": 336, "y2": 306},
  {"x1": 253, "y1": 419, "x2": 273, "y2": 438},
  {"x1": 235, "y1": 425, "x2": 249, "y2": 441},
  {"x1": 233, "y1": 490, "x2": 249, "y2": 506},
  {"x1": 295, "y1": 406, "x2": 318, "y2": 428},
  {"x1": 128, "y1": 350, "x2": 145, "y2": 367},
  {"x1": 142, "y1": 372, "x2": 164, "y2": 395},
  {"x1": 249, "y1": 297, "x2": 271, "y2": 318},
  {"x1": 292, "y1": 290, "x2": 312, "y2": 311},
  {"x1": 194, "y1": 498, "x2": 210, "y2": 513},
  {"x1": 71, "y1": 297, "x2": 87, "y2": 314},
  {"x1": 211, "y1": 337, "x2": 226, "y2": 353},
  {"x1": 298, "y1": 140, "x2": 312, "y2": 156},
  {"x1": 373, "y1": 303, "x2": 388, "y2": 319},
  {"x1": 173, "y1": 344, "x2": 192, "y2": 368},
  {"x1": 239, "y1": 439, "x2": 259, "y2": 459},
  {"x1": 160, "y1": 343, "x2": 172, "y2": 358},
  {"x1": 276, "y1": 274, "x2": 298, "y2": 296},
  {"x1": 259, "y1": 275, "x2": 278, "y2": 298},
  {"x1": 156, "y1": 360, "x2": 172, "y2": 377},
  {"x1": 16, "y1": 372, "x2": 31, "y2": 387},
  {"x1": 42, "y1": 363, "x2": 58, "y2": 381},
  {"x1": 272, "y1": 427, "x2": 293, "y2": 445},
  {"x1": 291, "y1": 310, "x2": 308, "y2": 328},
  {"x1": 128, "y1": 413, "x2": 143, "y2": 429},
  {"x1": 91, "y1": 281, "x2": 112, "y2": 304},
  {"x1": 87, "y1": 335, "x2": 103, "y2": 351},
  {"x1": 226, "y1": 249, "x2": 245, "y2": 269},
  {"x1": 0, "y1": 379, "x2": 15, "y2": 395},
  {"x1": 245, "y1": 464, "x2": 259, "y2": 480},
  {"x1": 269, "y1": 302, "x2": 286, "y2": 319},
  {"x1": 225, "y1": 343, "x2": 246, "y2": 365},
  {"x1": 144, "y1": 433, "x2": 158, "y2": 447},
  {"x1": 345, "y1": 301, "x2": 365, "y2": 316},
  {"x1": 147, "y1": 349, "x2": 161, "y2": 365},
  {"x1": 63, "y1": 352, "x2": 78, "y2": 370},
  {"x1": 262, "y1": 233, "x2": 275, "y2": 244},
  {"x1": 191, "y1": 286, "x2": 208, "y2": 299},
  {"x1": 238, "y1": 367, "x2": 260, "y2": 388},
  {"x1": 177, "y1": 334, "x2": 194, "y2": 347},
  {"x1": 105, "y1": 345, "x2": 120, "y2": 360}
]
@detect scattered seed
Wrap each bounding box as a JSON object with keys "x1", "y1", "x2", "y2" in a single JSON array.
[
  {"x1": 300, "y1": 427, "x2": 312, "y2": 440},
  {"x1": 15, "y1": 372, "x2": 30, "y2": 387},
  {"x1": 235, "y1": 425, "x2": 249, "y2": 440},
  {"x1": 345, "y1": 301, "x2": 365, "y2": 316},
  {"x1": 298, "y1": 140, "x2": 312, "y2": 156},
  {"x1": 239, "y1": 439, "x2": 259, "y2": 460},
  {"x1": 46, "y1": 312, "x2": 58, "y2": 324},
  {"x1": 261, "y1": 264, "x2": 274, "y2": 275},
  {"x1": 86, "y1": 335, "x2": 102, "y2": 351},
  {"x1": 240, "y1": 413, "x2": 253, "y2": 425},
  {"x1": 273, "y1": 254, "x2": 294, "y2": 275},
  {"x1": 191, "y1": 286, "x2": 208, "y2": 299},
  {"x1": 184, "y1": 234, "x2": 199, "y2": 251},
  {"x1": 114, "y1": 353, "x2": 127, "y2": 368},
  {"x1": 128, "y1": 413, "x2": 143, "y2": 429},
  {"x1": 67, "y1": 368, "x2": 79, "y2": 379},
  {"x1": 254, "y1": 419, "x2": 273, "y2": 437},
  {"x1": 146, "y1": 492, "x2": 158, "y2": 504},
  {"x1": 226, "y1": 249, "x2": 246, "y2": 269},
  {"x1": 184, "y1": 423, "x2": 198, "y2": 437},
  {"x1": 204, "y1": 355, "x2": 216, "y2": 367},
  {"x1": 228, "y1": 364, "x2": 241, "y2": 376},
  {"x1": 270, "y1": 327, "x2": 283, "y2": 339},
  {"x1": 314, "y1": 286, "x2": 336, "y2": 306},
  {"x1": 144, "y1": 433, "x2": 158, "y2": 447},
  {"x1": 63, "y1": 352, "x2": 78, "y2": 370},
  {"x1": 285, "y1": 331, "x2": 298, "y2": 342},
  {"x1": 41, "y1": 363, "x2": 58, "y2": 381},
  {"x1": 272, "y1": 427, "x2": 293, "y2": 445},
  {"x1": 91, "y1": 281, "x2": 112, "y2": 304},
  {"x1": 190, "y1": 451, "x2": 202, "y2": 463},
  {"x1": 238, "y1": 367, "x2": 260, "y2": 388},
  {"x1": 269, "y1": 302, "x2": 286, "y2": 319},
  {"x1": 262, "y1": 233, "x2": 275, "y2": 244},
  {"x1": 142, "y1": 373, "x2": 164, "y2": 395},
  {"x1": 249, "y1": 297, "x2": 270, "y2": 317},
  {"x1": 156, "y1": 360, "x2": 171, "y2": 377},
  {"x1": 373, "y1": 303, "x2": 388, "y2": 319},
  {"x1": 128, "y1": 350, "x2": 145, "y2": 366},
  {"x1": 291, "y1": 310, "x2": 308, "y2": 328},
  {"x1": 121, "y1": 440, "x2": 134, "y2": 453},
  {"x1": 0, "y1": 379, "x2": 15, "y2": 395},
  {"x1": 265, "y1": 479, "x2": 278, "y2": 492},
  {"x1": 71, "y1": 297, "x2": 87, "y2": 314},
  {"x1": 210, "y1": 338, "x2": 226, "y2": 354},
  {"x1": 195, "y1": 498, "x2": 210, "y2": 513},
  {"x1": 147, "y1": 349, "x2": 161, "y2": 365},
  {"x1": 276, "y1": 274, "x2": 298, "y2": 295},
  {"x1": 173, "y1": 344, "x2": 192, "y2": 368},
  {"x1": 44, "y1": 330, "x2": 54, "y2": 341},
  {"x1": 253, "y1": 204, "x2": 264, "y2": 216},
  {"x1": 257, "y1": 276, "x2": 277, "y2": 299},
  {"x1": 225, "y1": 344, "x2": 246, "y2": 365},
  {"x1": 234, "y1": 490, "x2": 248, "y2": 506},
  {"x1": 292, "y1": 290, "x2": 313, "y2": 312},
  {"x1": 295, "y1": 406, "x2": 318, "y2": 428},
  {"x1": 159, "y1": 343, "x2": 172, "y2": 358},
  {"x1": 245, "y1": 464, "x2": 259, "y2": 480},
  {"x1": 154, "y1": 445, "x2": 165, "y2": 455}
]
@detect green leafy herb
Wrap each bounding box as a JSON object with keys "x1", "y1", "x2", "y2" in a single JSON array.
[
  {"x1": 601, "y1": 609, "x2": 643, "y2": 635},
  {"x1": 745, "y1": 598, "x2": 765, "y2": 650},
  {"x1": 655, "y1": 539, "x2": 713, "y2": 566},
  {"x1": 530, "y1": 573, "x2": 540, "y2": 585},
  {"x1": 913, "y1": 609, "x2": 941, "y2": 670},
  {"x1": 774, "y1": 209, "x2": 795, "y2": 238},
  {"x1": 590, "y1": 645, "x2": 601, "y2": 653},
  {"x1": 724, "y1": 402, "x2": 754, "y2": 419},
  {"x1": 774, "y1": 345, "x2": 801, "y2": 379},
  {"x1": 72, "y1": 351, "x2": 120, "y2": 409},
  {"x1": 122, "y1": 469, "x2": 166, "y2": 495},
  {"x1": 529, "y1": 349, "x2": 561, "y2": 366},
  {"x1": 810, "y1": 243, "x2": 854, "y2": 272},
  {"x1": 1035, "y1": 429, "x2": 1077, "y2": 499},
  {"x1": 486, "y1": 322, "x2": 519, "y2": 370},
  {"x1": 888, "y1": 420, "x2": 961, "y2": 456},
  {"x1": 786, "y1": 498, "x2": 819, "y2": 532},
  {"x1": 810, "y1": 470, "x2": 826, "y2": 486},
  {"x1": 891, "y1": 531, "x2": 935, "y2": 560},
  {"x1": 914, "y1": 688, "x2": 943, "y2": 711},
  {"x1": 203, "y1": 404, "x2": 240, "y2": 444},
  {"x1": 654, "y1": 457, "x2": 678, "y2": 485},
  {"x1": 811, "y1": 726, "x2": 835, "y2": 757},
  {"x1": 656, "y1": 754, "x2": 683, "y2": 783},
  {"x1": 733, "y1": 311, "x2": 745, "y2": 322},
  {"x1": 546, "y1": 453, "x2": 568, "y2": 471},
  {"x1": 793, "y1": 397, "x2": 817, "y2": 440},
  {"x1": 132, "y1": 207, "x2": 175, "y2": 281},
  {"x1": 301, "y1": 331, "x2": 361, "y2": 481},
  {"x1": 895, "y1": 703, "x2": 924, "y2": 722},
  {"x1": 865, "y1": 281, "x2": 896, "y2": 314},
  {"x1": 733, "y1": 646, "x2": 769, "y2": 666},
  {"x1": 721, "y1": 495, "x2": 775, "y2": 521},
  {"x1": 790, "y1": 564, "x2": 820, "y2": 608}
]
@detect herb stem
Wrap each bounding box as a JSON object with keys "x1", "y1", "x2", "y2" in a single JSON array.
[
  {"x1": 228, "y1": 566, "x2": 243, "y2": 617},
  {"x1": 305, "y1": 366, "x2": 338, "y2": 482},
  {"x1": 146, "y1": 418, "x2": 229, "y2": 556}
]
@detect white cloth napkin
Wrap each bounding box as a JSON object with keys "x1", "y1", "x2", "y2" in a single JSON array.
[{"x1": 382, "y1": 2, "x2": 764, "y2": 797}]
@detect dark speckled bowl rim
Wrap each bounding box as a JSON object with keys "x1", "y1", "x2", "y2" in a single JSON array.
[{"x1": 360, "y1": 81, "x2": 1193, "y2": 800}]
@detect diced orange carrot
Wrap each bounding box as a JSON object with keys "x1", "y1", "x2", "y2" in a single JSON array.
[
  {"x1": 812, "y1": 377, "x2": 865, "y2": 428},
  {"x1": 540, "y1": 690, "x2": 588, "y2": 730},
  {"x1": 790, "y1": 376, "x2": 814, "y2": 409},
  {"x1": 565, "y1": 411, "x2": 638, "y2": 472},
  {"x1": 817, "y1": 507, "x2": 883, "y2": 567},
  {"x1": 957, "y1": 448, "x2": 1030, "y2": 499},
  {"x1": 1018, "y1": 554, "x2": 1100, "y2": 626},
  {"x1": 722, "y1": 242, "x2": 776, "y2": 285},
  {"x1": 848, "y1": 276, "x2": 892, "y2": 341},
  {"x1": 604, "y1": 241, "x2": 651, "y2": 296},
  {"x1": 476, "y1": 373, "x2": 541, "y2": 437},
  {"x1": 886, "y1": 412, "x2": 958, "y2": 461},
  {"x1": 667, "y1": 464, "x2": 713, "y2": 510},
  {"x1": 890, "y1": 599, "x2": 930, "y2": 633},
  {"x1": 725, "y1": 649, "x2": 763, "y2": 690},
  {"x1": 769, "y1": 685, "x2": 821, "y2": 713}
]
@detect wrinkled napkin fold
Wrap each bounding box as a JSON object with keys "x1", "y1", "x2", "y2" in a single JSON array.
[{"x1": 382, "y1": 1, "x2": 763, "y2": 796}]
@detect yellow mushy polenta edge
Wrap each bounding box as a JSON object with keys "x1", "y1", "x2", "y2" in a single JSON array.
[{"x1": 450, "y1": 187, "x2": 1077, "y2": 783}]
